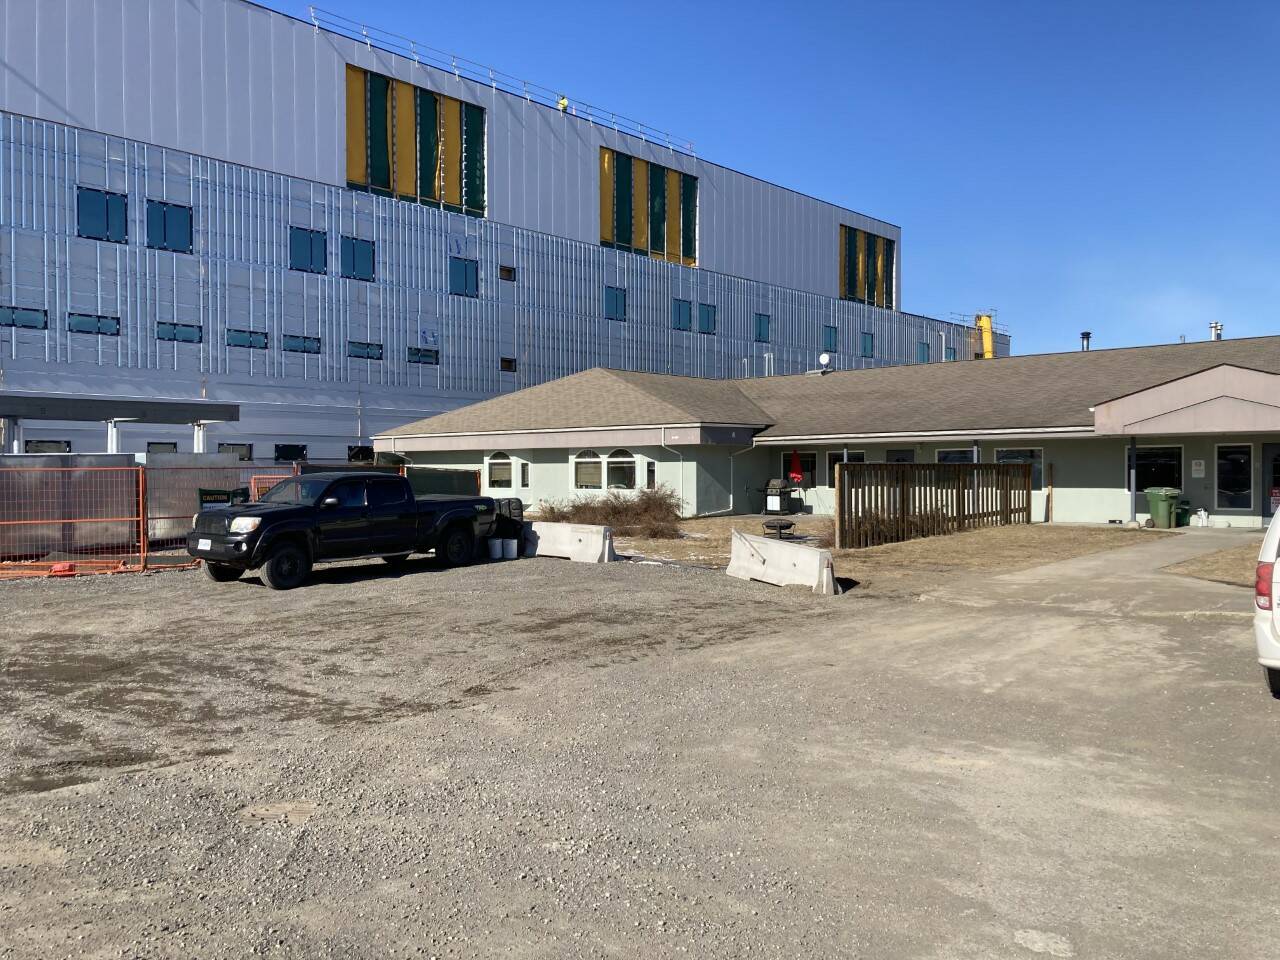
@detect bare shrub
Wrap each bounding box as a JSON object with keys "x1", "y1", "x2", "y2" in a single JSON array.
[{"x1": 534, "y1": 486, "x2": 683, "y2": 539}]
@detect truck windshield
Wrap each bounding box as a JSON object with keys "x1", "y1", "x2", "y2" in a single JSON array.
[{"x1": 259, "y1": 477, "x2": 333, "y2": 505}]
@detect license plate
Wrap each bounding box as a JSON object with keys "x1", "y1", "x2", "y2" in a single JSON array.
[{"x1": 197, "y1": 538, "x2": 211, "y2": 551}]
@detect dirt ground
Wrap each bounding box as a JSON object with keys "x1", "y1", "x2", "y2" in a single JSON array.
[
  {"x1": 617, "y1": 517, "x2": 1168, "y2": 593},
  {"x1": 1163, "y1": 538, "x2": 1264, "y2": 587},
  {"x1": 1, "y1": 529, "x2": 1276, "y2": 958}
]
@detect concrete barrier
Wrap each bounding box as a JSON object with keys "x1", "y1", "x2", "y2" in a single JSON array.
[
  {"x1": 726, "y1": 529, "x2": 841, "y2": 596},
  {"x1": 524, "y1": 521, "x2": 617, "y2": 563}
]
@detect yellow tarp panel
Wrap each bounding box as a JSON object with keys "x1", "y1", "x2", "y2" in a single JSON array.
[
  {"x1": 345, "y1": 65, "x2": 367, "y2": 186},
  {"x1": 440, "y1": 95, "x2": 463, "y2": 208},
  {"x1": 839, "y1": 225, "x2": 848, "y2": 300},
  {"x1": 632, "y1": 158, "x2": 649, "y2": 253},
  {"x1": 392, "y1": 80, "x2": 417, "y2": 200},
  {"x1": 599, "y1": 147, "x2": 614, "y2": 245},
  {"x1": 875, "y1": 236, "x2": 886, "y2": 306},
  {"x1": 854, "y1": 230, "x2": 866, "y2": 299},
  {"x1": 665, "y1": 168, "x2": 681, "y2": 263}
]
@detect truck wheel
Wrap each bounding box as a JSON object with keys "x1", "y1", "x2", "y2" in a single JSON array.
[
  {"x1": 1267, "y1": 667, "x2": 1280, "y2": 700},
  {"x1": 437, "y1": 526, "x2": 475, "y2": 568},
  {"x1": 203, "y1": 561, "x2": 242, "y2": 583},
  {"x1": 261, "y1": 543, "x2": 311, "y2": 590},
  {"x1": 382, "y1": 553, "x2": 411, "y2": 567}
]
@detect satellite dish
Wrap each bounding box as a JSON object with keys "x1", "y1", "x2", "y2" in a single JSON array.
[{"x1": 818, "y1": 352, "x2": 831, "y2": 368}]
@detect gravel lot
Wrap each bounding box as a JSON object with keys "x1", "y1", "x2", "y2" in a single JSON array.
[{"x1": 2, "y1": 532, "x2": 1278, "y2": 959}]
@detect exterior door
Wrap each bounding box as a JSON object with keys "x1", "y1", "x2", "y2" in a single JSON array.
[
  {"x1": 315, "y1": 479, "x2": 370, "y2": 558},
  {"x1": 1264, "y1": 444, "x2": 1280, "y2": 520},
  {"x1": 367, "y1": 476, "x2": 416, "y2": 554}
]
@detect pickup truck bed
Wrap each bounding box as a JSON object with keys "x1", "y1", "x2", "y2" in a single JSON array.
[{"x1": 187, "y1": 471, "x2": 508, "y2": 589}]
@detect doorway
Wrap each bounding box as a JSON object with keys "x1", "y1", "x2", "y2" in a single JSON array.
[{"x1": 1263, "y1": 444, "x2": 1280, "y2": 520}]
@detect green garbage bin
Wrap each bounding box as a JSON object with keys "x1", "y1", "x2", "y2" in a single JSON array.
[{"x1": 1144, "y1": 487, "x2": 1181, "y2": 529}]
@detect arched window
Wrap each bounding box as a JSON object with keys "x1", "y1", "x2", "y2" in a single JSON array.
[
  {"x1": 573, "y1": 450, "x2": 602, "y2": 490},
  {"x1": 606, "y1": 449, "x2": 636, "y2": 490},
  {"x1": 487, "y1": 451, "x2": 513, "y2": 489}
]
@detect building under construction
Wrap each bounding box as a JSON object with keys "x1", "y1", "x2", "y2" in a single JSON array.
[{"x1": 0, "y1": 0, "x2": 1009, "y2": 461}]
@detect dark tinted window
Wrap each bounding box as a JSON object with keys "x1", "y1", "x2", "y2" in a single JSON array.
[
  {"x1": 327, "y1": 479, "x2": 366, "y2": 508},
  {"x1": 697, "y1": 303, "x2": 716, "y2": 335},
  {"x1": 1, "y1": 307, "x2": 49, "y2": 329},
  {"x1": 449, "y1": 257, "x2": 479, "y2": 297},
  {"x1": 146, "y1": 200, "x2": 193, "y2": 254},
  {"x1": 289, "y1": 227, "x2": 327, "y2": 274},
  {"x1": 604, "y1": 286, "x2": 627, "y2": 321},
  {"x1": 887, "y1": 449, "x2": 915, "y2": 464},
  {"x1": 754, "y1": 313, "x2": 770, "y2": 343},
  {"x1": 347, "y1": 340, "x2": 383, "y2": 360},
  {"x1": 260, "y1": 477, "x2": 330, "y2": 504},
  {"x1": 227, "y1": 329, "x2": 268, "y2": 349},
  {"x1": 283, "y1": 335, "x2": 321, "y2": 354},
  {"x1": 500, "y1": 356, "x2": 517, "y2": 373},
  {"x1": 68, "y1": 313, "x2": 119, "y2": 336},
  {"x1": 408, "y1": 347, "x2": 440, "y2": 365},
  {"x1": 274, "y1": 443, "x2": 308, "y2": 463},
  {"x1": 859, "y1": 331, "x2": 874, "y2": 358},
  {"x1": 218, "y1": 442, "x2": 253, "y2": 462},
  {"x1": 368, "y1": 477, "x2": 409, "y2": 508},
  {"x1": 671, "y1": 299, "x2": 692, "y2": 331},
  {"x1": 823, "y1": 325, "x2": 838, "y2": 352},
  {"x1": 156, "y1": 322, "x2": 202, "y2": 343},
  {"x1": 77, "y1": 187, "x2": 128, "y2": 243},
  {"x1": 1133, "y1": 447, "x2": 1181, "y2": 491},
  {"x1": 347, "y1": 445, "x2": 374, "y2": 462},
  {"x1": 340, "y1": 236, "x2": 376, "y2": 281}
]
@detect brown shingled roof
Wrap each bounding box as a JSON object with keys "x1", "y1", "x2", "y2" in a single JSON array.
[
  {"x1": 377, "y1": 336, "x2": 1280, "y2": 440},
  {"x1": 380, "y1": 367, "x2": 770, "y2": 437}
]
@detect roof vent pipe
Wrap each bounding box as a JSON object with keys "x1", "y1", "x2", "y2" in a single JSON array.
[
  {"x1": 1080, "y1": 331, "x2": 1092, "y2": 352},
  {"x1": 1209, "y1": 322, "x2": 1224, "y2": 341}
]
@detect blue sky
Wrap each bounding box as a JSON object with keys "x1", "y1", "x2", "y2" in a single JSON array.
[{"x1": 265, "y1": 0, "x2": 1277, "y2": 355}]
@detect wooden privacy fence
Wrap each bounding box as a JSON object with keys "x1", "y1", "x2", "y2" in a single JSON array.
[{"x1": 834, "y1": 461, "x2": 1033, "y2": 549}]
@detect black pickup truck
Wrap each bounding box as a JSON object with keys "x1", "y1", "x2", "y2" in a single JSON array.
[{"x1": 187, "y1": 471, "x2": 506, "y2": 590}]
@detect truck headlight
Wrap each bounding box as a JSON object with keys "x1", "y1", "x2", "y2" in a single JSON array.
[{"x1": 229, "y1": 517, "x2": 262, "y2": 534}]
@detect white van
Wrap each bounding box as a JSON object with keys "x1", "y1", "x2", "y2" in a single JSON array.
[{"x1": 1254, "y1": 516, "x2": 1280, "y2": 698}]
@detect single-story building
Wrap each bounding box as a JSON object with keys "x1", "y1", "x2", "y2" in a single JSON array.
[{"x1": 374, "y1": 335, "x2": 1280, "y2": 528}]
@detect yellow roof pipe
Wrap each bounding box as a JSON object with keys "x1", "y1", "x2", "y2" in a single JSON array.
[{"x1": 975, "y1": 313, "x2": 995, "y2": 359}]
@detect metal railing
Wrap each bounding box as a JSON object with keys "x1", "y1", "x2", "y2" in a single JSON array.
[{"x1": 308, "y1": 5, "x2": 697, "y2": 156}]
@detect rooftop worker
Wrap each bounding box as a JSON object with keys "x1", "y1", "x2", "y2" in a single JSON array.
[{"x1": 557, "y1": 95, "x2": 568, "y2": 112}]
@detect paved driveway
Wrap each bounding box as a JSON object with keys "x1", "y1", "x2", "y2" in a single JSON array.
[{"x1": 1, "y1": 529, "x2": 1276, "y2": 958}]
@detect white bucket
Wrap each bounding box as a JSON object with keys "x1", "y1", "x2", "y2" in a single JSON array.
[
  {"x1": 487, "y1": 538, "x2": 503, "y2": 560},
  {"x1": 502, "y1": 538, "x2": 519, "y2": 560}
]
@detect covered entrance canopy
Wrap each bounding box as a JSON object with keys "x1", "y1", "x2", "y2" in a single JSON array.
[{"x1": 0, "y1": 394, "x2": 240, "y2": 455}]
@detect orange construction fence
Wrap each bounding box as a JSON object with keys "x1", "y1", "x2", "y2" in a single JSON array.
[{"x1": 0, "y1": 464, "x2": 296, "y2": 580}]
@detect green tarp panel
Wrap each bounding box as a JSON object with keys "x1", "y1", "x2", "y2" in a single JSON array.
[
  {"x1": 613, "y1": 153, "x2": 632, "y2": 252},
  {"x1": 463, "y1": 102, "x2": 486, "y2": 217},
  {"x1": 417, "y1": 88, "x2": 438, "y2": 201},
  {"x1": 648, "y1": 163, "x2": 666, "y2": 254},
  {"x1": 367, "y1": 73, "x2": 391, "y2": 192},
  {"x1": 680, "y1": 173, "x2": 697, "y2": 260}
]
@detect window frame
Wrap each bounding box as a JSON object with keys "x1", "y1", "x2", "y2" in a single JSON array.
[
  {"x1": 1126, "y1": 444, "x2": 1183, "y2": 493},
  {"x1": 273, "y1": 443, "x2": 309, "y2": 464},
  {"x1": 604, "y1": 285, "x2": 627, "y2": 322},
  {"x1": 486, "y1": 452, "x2": 514, "y2": 490},
  {"x1": 781, "y1": 451, "x2": 818, "y2": 489},
  {"x1": 282, "y1": 334, "x2": 322, "y2": 355},
  {"x1": 754, "y1": 312, "x2": 771, "y2": 344},
  {"x1": 498, "y1": 264, "x2": 517, "y2": 282},
  {"x1": 448, "y1": 256, "x2": 480, "y2": 297},
  {"x1": 347, "y1": 340, "x2": 384, "y2": 361},
  {"x1": 697, "y1": 303, "x2": 716, "y2": 336},
  {"x1": 289, "y1": 226, "x2": 328, "y2": 274},
  {"x1": 605, "y1": 449, "x2": 637, "y2": 490},
  {"x1": 76, "y1": 186, "x2": 128, "y2": 244},
  {"x1": 671, "y1": 298, "x2": 692, "y2": 332},
  {"x1": 407, "y1": 346, "x2": 440, "y2": 365},
  {"x1": 340, "y1": 236, "x2": 376, "y2": 282},
  {"x1": 520, "y1": 461, "x2": 530, "y2": 488},
  {"x1": 1, "y1": 307, "x2": 49, "y2": 330},
  {"x1": 226, "y1": 328, "x2": 268, "y2": 350},
  {"x1": 499, "y1": 356, "x2": 518, "y2": 373},
  {"x1": 826, "y1": 450, "x2": 866, "y2": 487},
  {"x1": 823, "y1": 325, "x2": 838, "y2": 353},
  {"x1": 218, "y1": 442, "x2": 254, "y2": 462},
  {"x1": 573, "y1": 450, "x2": 604, "y2": 490},
  {"x1": 156, "y1": 322, "x2": 203, "y2": 344},
  {"x1": 936, "y1": 448, "x2": 977, "y2": 465},
  {"x1": 67, "y1": 313, "x2": 120, "y2": 336},
  {"x1": 995, "y1": 447, "x2": 1044, "y2": 491},
  {"x1": 145, "y1": 199, "x2": 194, "y2": 255},
  {"x1": 1215, "y1": 442, "x2": 1253, "y2": 511}
]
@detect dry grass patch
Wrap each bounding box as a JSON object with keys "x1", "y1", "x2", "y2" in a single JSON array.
[
  {"x1": 1163, "y1": 540, "x2": 1262, "y2": 588},
  {"x1": 536, "y1": 487, "x2": 683, "y2": 539},
  {"x1": 616, "y1": 518, "x2": 1170, "y2": 594}
]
